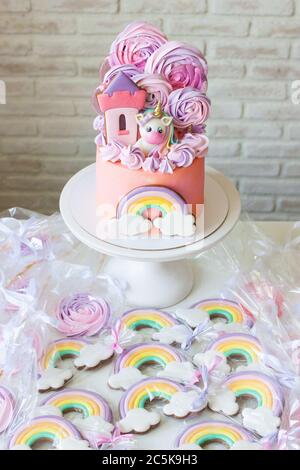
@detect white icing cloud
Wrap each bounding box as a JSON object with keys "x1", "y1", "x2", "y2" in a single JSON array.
[
  {"x1": 38, "y1": 368, "x2": 73, "y2": 391},
  {"x1": 71, "y1": 416, "x2": 114, "y2": 441},
  {"x1": 193, "y1": 350, "x2": 230, "y2": 379},
  {"x1": 163, "y1": 390, "x2": 205, "y2": 418},
  {"x1": 97, "y1": 214, "x2": 152, "y2": 239},
  {"x1": 118, "y1": 409, "x2": 160, "y2": 433},
  {"x1": 152, "y1": 324, "x2": 191, "y2": 346},
  {"x1": 208, "y1": 386, "x2": 239, "y2": 416},
  {"x1": 33, "y1": 405, "x2": 62, "y2": 418},
  {"x1": 157, "y1": 361, "x2": 196, "y2": 383},
  {"x1": 175, "y1": 308, "x2": 210, "y2": 328},
  {"x1": 242, "y1": 407, "x2": 281, "y2": 437},
  {"x1": 177, "y1": 443, "x2": 202, "y2": 450},
  {"x1": 153, "y1": 213, "x2": 196, "y2": 237},
  {"x1": 108, "y1": 367, "x2": 145, "y2": 390},
  {"x1": 230, "y1": 440, "x2": 262, "y2": 451},
  {"x1": 57, "y1": 437, "x2": 92, "y2": 450},
  {"x1": 74, "y1": 342, "x2": 114, "y2": 369}
]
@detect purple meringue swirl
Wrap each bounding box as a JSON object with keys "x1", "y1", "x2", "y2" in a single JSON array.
[
  {"x1": 168, "y1": 143, "x2": 195, "y2": 168},
  {"x1": 181, "y1": 132, "x2": 209, "y2": 156},
  {"x1": 100, "y1": 141, "x2": 124, "y2": 162},
  {"x1": 56, "y1": 293, "x2": 111, "y2": 337},
  {"x1": 142, "y1": 153, "x2": 161, "y2": 172},
  {"x1": 166, "y1": 87, "x2": 211, "y2": 129},
  {"x1": 133, "y1": 73, "x2": 172, "y2": 109},
  {"x1": 145, "y1": 41, "x2": 208, "y2": 92},
  {"x1": 159, "y1": 158, "x2": 175, "y2": 174},
  {"x1": 120, "y1": 146, "x2": 144, "y2": 170},
  {"x1": 108, "y1": 22, "x2": 167, "y2": 71}
]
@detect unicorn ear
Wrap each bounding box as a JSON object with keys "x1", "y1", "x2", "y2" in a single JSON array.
[
  {"x1": 136, "y1": 113, "x2": 143, "y2": 124},
  {"x1": 161, "y1": 116, "x2": 173, "y2": 127}
]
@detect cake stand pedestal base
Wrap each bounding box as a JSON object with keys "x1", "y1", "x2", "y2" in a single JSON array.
[{"x1": 103, "y1": 257, "x2": 193, "y2": 308}]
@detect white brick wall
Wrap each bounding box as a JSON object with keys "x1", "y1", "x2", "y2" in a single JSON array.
[{"x1": 0, "y1": 0, "x2": 299, "y2": 219}]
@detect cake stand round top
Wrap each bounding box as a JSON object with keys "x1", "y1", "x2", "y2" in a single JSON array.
[{"x1": 60, "y1": 164, "x2": 241, "y2": 263}]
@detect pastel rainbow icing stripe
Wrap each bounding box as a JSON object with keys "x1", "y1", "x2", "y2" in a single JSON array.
[
  {"x1": 9, "y1": 416, "x2": 81, "y2": 449},
  {"x1": 117, "y1": 186, "x2": 187, "y2": 219},
  {"x1": 175, "y1": 420, "x2": 254, "y2": 449},
  {"x1": 41, "y1": 338, "x2": 88, "y2": 370},
  {"x1": 223, "y1": 371, "x2": 284, "y2": 416},
  {"x1": 114, "y1": 342, "x2": 184, "y2": 373},
  {"x1": 205, "y1": 333, "x2": 263, "y2": 365},
  {"x1": 120, "y1": 308, "x2": 180, "y2": 332},
  {"x1": 119, "y1": 377, "x2": 184, "y2": 418},
  {"x1": 191, "y1": 298, "x2": 253, "y2": 327},
  {"x1": 42, "y1": 389, "x2": 112, "y2": 422}
]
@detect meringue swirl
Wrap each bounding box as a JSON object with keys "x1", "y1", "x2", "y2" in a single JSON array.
[
  {"x1": 166, "y1": 87, "x2": 211, "y2": 129},
  {"x1": 133, "y1": 73, "x2": 172, "y2": 109},
  {"x1": 100, "y1": 141, "x2": 124, "y2": 162},
  {"x1": 168, "y1": 143, "x2": 195, "y2": 168},
  {"x1": 56, "y1": 293, "x2": 112, "y2": 337},
  {"x1": 120, "y1": 146, "x2": 144, "y2": 170}
]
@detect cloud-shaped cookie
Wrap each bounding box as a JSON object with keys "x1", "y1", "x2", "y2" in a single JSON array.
[
  {"x1": 97, "y1": 214, "x2": 152, "y2": 239},
  {"x1": 152, "y1": 324, "x2": 191, "y2": 346},
  {"x1": 57, "y1": 437, "x2": 92, "y2": 450},
  {"x1": 177, "y1": 443, "x2": 202, "y2": 450},
  {"x1": 38, "y1": 368, "x2": 73, "y2": 392},
  {"x1": 163, "y1": 390, "x2": 206, "y2": 418},
  {"x1": 230, "y1": 440, "x2": 262, "y2": 450},
  {"x1": 193, "y1": 350, "x2": 230, "y2": 379},
  {"x1": 157, "y1": 361, "x2": 197, "y2": 384},
  {"x1": 71, "y1": 416, "x2": 114, "y2": 442},
  {"x1": 208, "y1": 386, "x2": 239, "y2": 416},
  {"x1": 242, "y1": 407, "x2": 281, "y2": 437},
  {"x1": 175, "y1": 308, "x2": 210, "y2": 328},
  {"x1": 74, "y1": 342, "x2": 114, "y2": 369},
  {"x1": 118, "y1": 409, "x2": 160, "y2": 433},
  {"x1": 108, "y1": 367, "x2": 145, "y2": 390},
  {"x1": 153, "y1": 213, "x2": 196, "y2": 237}
]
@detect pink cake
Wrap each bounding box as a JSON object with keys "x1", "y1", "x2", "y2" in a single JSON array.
[{"x1": 92, "y1": 22, "x2": 210, "y2": 238}]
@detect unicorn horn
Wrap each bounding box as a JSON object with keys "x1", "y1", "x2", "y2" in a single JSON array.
[{"x1": 153, "y1": 101, "x2": 162, "y2": 118}]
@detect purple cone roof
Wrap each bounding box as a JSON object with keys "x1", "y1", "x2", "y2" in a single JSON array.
[{"x1": 104, "y1": 72, "x2": 139, "y2": 97}]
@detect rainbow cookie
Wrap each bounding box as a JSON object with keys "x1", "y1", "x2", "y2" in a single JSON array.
[
  {"x1": 118, "y1": 377, "x2": 184, "y2": 433},
  {"x1": 9, "y1": 415, "x2": 89, "y2": 450},
  {"x1": 191, "y1": 298, "x2": 253, "y2": 328},
  {"x1": 117, "y1": 186, "x2": 187, "y2": 222},
  {"x1": 223, "y1": 371, "x2": 284, "y2": 417},
  {"x1": 175, "y1": 420, "x2": 254, "y2": 450},
  {"x1": 113, "y1": 342, "x2": 184, "y2": 374},
  {"x1": 119, "y1": 308, "x2": 180, "y2": 332},
  {"x1": 205, "y1": 333, "x2": 263, "y2": 365}
]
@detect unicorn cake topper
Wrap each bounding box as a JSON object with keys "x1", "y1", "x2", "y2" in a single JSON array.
[{"x1": 135, "y1": 101, "x2": 174, "y2": 156}]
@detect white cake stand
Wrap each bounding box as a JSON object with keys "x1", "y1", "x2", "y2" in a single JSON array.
[{"x1": 60, "y1": 164, "x2": 241, "y2": 308}]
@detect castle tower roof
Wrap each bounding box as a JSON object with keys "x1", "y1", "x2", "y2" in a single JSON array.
[{"x1": 97, "y1": 72, "x2": 146, "y2": 112}]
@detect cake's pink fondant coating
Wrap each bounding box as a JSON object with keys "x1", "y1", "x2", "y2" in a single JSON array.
[{"x1": 96, "y1": 147, "x2": 204, "y2": 217}]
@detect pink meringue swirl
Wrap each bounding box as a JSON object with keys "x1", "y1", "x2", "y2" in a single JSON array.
[
  {"x1": 145, "y1": 41, "x2": 208, "y2": 92},
  {"x1": 108, "y1": 22, "x2": 167, "y2": 71},
  {"x1": 0, "y1": 386, "x2": 15, "y2": 433},
  {"x1": 120, "y1": 146, "x2": 144, "y2": 170},
  {"x1": 133, "y1": 73, "x2": 172, "y2": 109},
  {"x1": 100, "y1": 141, "x2": 124, "y2": 162},
  {"x1": 56, "y1": 293, "x2": 112, "y2": 337},
  {"x1": 166, "y1": 87, "x2": 211, "y2": 129},
  {"x1": 168, "y1": 143, "x2": 195, "y2": 168},
  {"x1": 181, "y1": 132, "x2": 209, "y2": 156}
]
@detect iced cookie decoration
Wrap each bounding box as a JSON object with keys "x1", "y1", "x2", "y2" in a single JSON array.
[
  {"x1": 193, "y1": 351, "x2": 231, "y2": 380},
  {"x1": 42, "y1": 389, "x2": 113, "y2": 446},
  {"x1": 110, "y1": 343, "x2": 185, "y2": 389},
  {"x1": 205, "y1": 333, "x2": 263, "y2": 367},
  {"x1": 0, "y1": 386, "x2": 15, "y2": 433},
  {"x1": 175, "y1": 306, "x2": 210, "y2": 329},
  {"x1": 119, "y1": 307, "x2": 180, "y2": 333},
  {"x1": 175, "y1": 420, "x2": 254, "y2": 450},
  {"x1": 191, "y1": 298, "x2": 254, "y2": 328},
  {"x1": 38, "y1": 338, "x2": 89, "y2": 391},
  {"x1": 118, "y1": 377, "x2": 184, "y2": 433},
  {"x1": 9, "y1": 416, "x2": 90, "y2": 450},
  {"x1": 56, "y1": 294, "x2": 112, "y2": 337},
  {"x1": 222, "y1": 371, "x2": 284, "y2": 435}
]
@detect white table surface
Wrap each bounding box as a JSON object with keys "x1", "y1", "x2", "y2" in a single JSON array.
[{"x1": 46, "y1": 221, "x2": 296, "y2": 450}]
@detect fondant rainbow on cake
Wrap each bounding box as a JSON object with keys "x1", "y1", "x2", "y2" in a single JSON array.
[
  {"x1": 42, "y1": 389, "x2": 112, "y2": 422},
  {"x1": 120, "y1": 308, "x2": 180, "y2": 332},
  {"x1": 119, "y1": 377, "x2": 184, "y2": 418},
  {"x1": 117, "y1": 186, "x2": 187, "y2": 221},
  {"x1": 9, "y1": 416, "x2": 81, "y2": 449},
  {"x1": 223, "y1": 371, "x2": 284, "y2": 416},
  {"x1": 205, "y1": 333, "x2": 263, "y2": 365},
  {"x1": 175, "y1": 420, "x2": 254, "y2": 449},
  {"x1": 192, "y1": 298, "x2": 253, "y2": 327},
  {"x1": 114, "y1": 343, "x2": 184, "y2": 373},
  {"x1": 41, "y1": 338, "x2": 88, "y2": 370}
]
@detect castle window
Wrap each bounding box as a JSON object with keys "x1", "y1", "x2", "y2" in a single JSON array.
[{"x1": 119, "y1": 114, "x2": 126, "y2": 131}]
